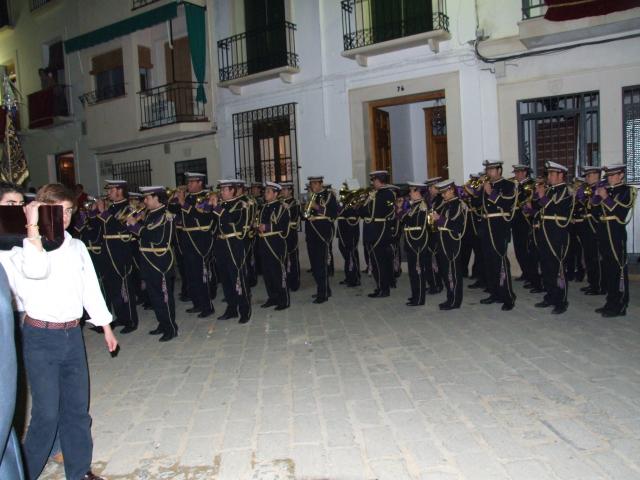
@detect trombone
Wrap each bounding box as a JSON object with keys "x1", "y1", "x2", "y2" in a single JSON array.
[{"x1": 303, "y1": 192, "x2": 318, "y2": 219}]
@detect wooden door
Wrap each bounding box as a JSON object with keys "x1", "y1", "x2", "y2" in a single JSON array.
[
  {"x1": 425, "y1": 106, "x2": 448, "y2": 179},
  {"x1": 373, "y1": 108, "x2": 392, "y2": 176},
  {"x1": 164, "y1": 37, "x2": 193, "y2": 119},
  {"x1": 55, "y1": 152, "x2": 76, "y2": 189}
]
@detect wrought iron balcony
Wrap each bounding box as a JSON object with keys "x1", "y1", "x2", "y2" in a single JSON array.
[
  {"x1": 79, "y1": 84, "x2": 126, "y2": 106},
  {"x1": 30, "y1": 0, "x2": 55, "y2": 11},
  {"x1": 131, "y1": 0, "x2": 163, "y2": 10},
  {"x1": 217, "y1": 22, "x2": 300, "y2": 84},
  {"x1": 138, "y1": 82, "x2": 207, "y2": 130},
  {"x1": 27, "y1": 85, "x2": 70, "y2": 129},
  {"x1": 522, "y1": 0, "x2": 546, "y2": 19},
  {"x1": 341, "y1": 0, "x2": 449, "y2": 52}
]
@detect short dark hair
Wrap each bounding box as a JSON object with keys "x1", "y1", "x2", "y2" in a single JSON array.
[
  {"x1": 0, "y1": 182, "x2": 24, "y2": 202},
  {"x1": 153, "y1": 191, "x2": 169, "y2": 204}
]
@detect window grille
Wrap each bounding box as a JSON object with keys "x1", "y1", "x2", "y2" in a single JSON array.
[
  {"x1": 110, "y1": 159, "x2": 152, "y2": 193},
  {"x1": 517, "y1": 91, "x2": 600, "y2": 179},
  {"x1": 623, "y1": 85, "x2": 640, "y2": 184},
  {"x1": 232, "y1": 103, "x2": 300, "y2": 194},
  {"x1": 175, "y1": 158, "x2": 208, "y2": 186}
]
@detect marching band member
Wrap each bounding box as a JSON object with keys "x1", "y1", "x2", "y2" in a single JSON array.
[
  {"x1": 402, "y1": 182, "x2": 431, "y2": 306},
  {"x1": 304, "y1": 176, "x2": 338, "y2": 304},
  {"x1": 432, "y1": 180, "x2": 466, "y2": 310},
  {"x1": 336, "y1": 185, "x2": 361, "y2": 288},
  {"x1": 247, "y1": 182, "x2": 264, "y2": 287},
  {"x1": 576, "y1": 166, "x2": 605, "y2": 295},
  {"x1": 212, "y1": 180, "x2": 252, "y2": 323},
  {"x1": 534, "y1": 162, "x2": 574, "y2": 314},
  {"x1": 566, "y1": 178, "x2": 586, "y2": 283},
  {"x1": 258, "y1": 182, "x2": 290, "y2": 310},
  {"x1": 465, "y1": 172, "x2": 487, "y2": 290},
  {"x1": 424, "y1": 177, "x2": 444, "y2": 295},
  {"x1": 126, "y1": 186, "x2": 178, "y2": 341},
  {"x1": 593, "y1": 164, "x2": 636, "y2": 317},
  {"x1": 511, "y1": 165, "x2": 537, "y2": 288},
  {"x1": 475, "y1": 160, "x2": 517, "y2": 311},
  {"x1": 95, "y1": 180, "x2": 139, "y2": 333},
  {"x1": 280, "y1": 182, "x2": 301, "y2": 291},
  {"x1": 361, "y1": 171, "x2": 396, "y2": 298},
  {"x1": 173, "y1": 172, "x2": 215, "y2": 318}
]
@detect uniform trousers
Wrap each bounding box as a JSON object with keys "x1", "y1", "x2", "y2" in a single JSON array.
[
  {"x1": 537, "y1": 223, "x2": 569, "y2": 307},
  {"x1": 337, "y1": 221, "x2": 361, "y2": 286},
  {"x1": 102, "y1": 262, "x2": 138, "y2": 328},
  {"x1": 306, "y1": 221, "x2": 333, "y2": 300},
  {"x1": 215, "y1": 239, "x2": 251, "y2": 318},
  {"x1": 182, "y1": 249, "x2": 212, "y2": 313},
  {"x1": 140, "y1": 263, "x2": 177, "y2": 336},
  {"x1": 405, "y1": 245, "x2": 427, "y2": 304},
  {"x1": 260, "y1": 237, "x2": 289, "y2": 307},
  {"x1": 598, "y1": 222, "x2": 629, "y2": 313},
  {"x1": 479, "y1": 221, "x2": 515, "y2": 305}
]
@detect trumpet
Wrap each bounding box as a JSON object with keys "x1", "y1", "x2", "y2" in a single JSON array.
[
  {"x1": 466, "y1": 175, "x2": 488, "y2": 191},
  {"x1": 426, "y1": 209, "x2": 438, "y2": 232},
  {"x1": 584, "y1": 180, "x2": 608, "y2": 197},
  {"x1": 303, "y1": 192, "x2": 318, "y2": 219},
  {"x1": 82, "y1": 195, "x2": 108, "y2": 210}
]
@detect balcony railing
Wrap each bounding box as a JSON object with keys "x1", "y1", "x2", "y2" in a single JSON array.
[
  {"x1": 341, "y1": 0, "x2": 449, "y2": 51},
  {"x1": 138, "y1": 82, "x2": 207, "y2": 130},
  {"x1": 30, "y1": 0, "x2": 54, "y2": 11},
  {"x1": 132, "y1": 0, "x2": 163, "y2": 10},
  {"x1": 522, "y1": 0, "x2": 546, "y2": 19},
  {"x1": 79, "y1": 84, "x2": 126, "y2": 106},
  {"x1": 217, "y1": 22, "x2": 299, "y2": 82},
  {"x1": 27, "y1": 85, "x2": 69, "y2": 129}
]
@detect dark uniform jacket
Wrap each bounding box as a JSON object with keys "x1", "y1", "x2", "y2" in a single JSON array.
[{"x1": 360, "y1": 186, "x2": 396, "y2": 246}]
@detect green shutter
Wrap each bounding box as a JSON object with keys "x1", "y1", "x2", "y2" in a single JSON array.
[{"x1": 403, "y1": 0, "x2": 433, "y2": 35}]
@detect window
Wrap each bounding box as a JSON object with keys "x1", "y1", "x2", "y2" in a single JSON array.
[
  {"x1": 233, "y1": 103, "x2": 299, "y2": 193},
  {"x1": 0, "y1": 0, "x2": 10, "y2": 27},
  {"x1": 138, "y1": 46, "x2": 153, "y2": 91},
  {"x1": 517, "y1": 91, "x2": 600, "y2": 179},
  {"x1": 110, "y1": 159, "x2": 151, "y2": 193},
  {"x1": 175, "y1": 158, "x2": 207, "y2": 186},
  {"x1": 624, "y1": 85, "x2": 640, "y2": 184},
  {"x1": 90, "y1": 49, "x2": 125, "y2": 102}
]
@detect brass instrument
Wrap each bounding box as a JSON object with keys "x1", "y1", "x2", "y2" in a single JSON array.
[
  {"x1": 303, "y1": 192, "x2": 318, "y2": 219},
  {"x1": 584, "y1": 180, "x2": 608, "y2": 197},
  {"x1": 82, "y1": 195, "x2": 108, "y2": 211},
  {"x1": 466, "y1": 174, "x2": 488, "y2": 191},
  {"x1": 340, "y1": 187, "x2": 371, "y2": 209},
  {"x1": 426, "y1": 209, "x2": 438, "y2": 232}
]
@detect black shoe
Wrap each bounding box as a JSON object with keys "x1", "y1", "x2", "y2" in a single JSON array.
[
  {"x1": 523, "y1": 282, "x2": 532, "y2": 289},
  {"x1": 197, "y1": 310, "x2": 214, "y2": 318},
  {"x1": 339, "y1": 280, "x2": 347, "y2": 285},
  {"x1": 438, "y1": 302, "x2": 450, "y2": 309},
  {"x1": 580, "y1": 286, "x2": 591, "y2": 292},
  {"x1": 238, "y1": 316, "x2": 250, "y2": 324},
  {"x1": 529, "y1": 287, "x2": 545, "y2": 294},
  {"x1": 274, "y1": 305, "x2": 289, "y2": 311},
  {"x1": 468, "y1": 281, "x2": 484, "y2": 289},
  {"x1": 406, "y1": 301, "x2": 424, "y2": 306},
  {"x1": 217, "y1": 311, "x2": 238, "y2": 320},
  {"x1": 367, "y1": 290, "x2": 380, "y2": 298},
  {"x1": 159, "y1": 333, "x2": 176, "y2": 342},
  {"x1": 261, "y1": 300, "x2": 277, "y2": 308},
  {"x1": 110, "y1": 320, "x2": 124, "y2": 328},
  {"x1": 439, "y1": 304, "x2": 456, "y2": 311},
  {"x1": 370, "y1": 291, "x2": 389, "y2": 298},
  {"x1": 501, "y1": 302, "x2": 515, "y2": 311},
  {"x1": 535, "y1": 301, "x2": 551, "y2": 308},
  {"x1": 149, "y1": 328, "x2": 163, "y2": 335},
  {"x1": 602, "y1": 308, "x2": 626, "y2": 318},
  {"x1": 551, "y1": 304, "x2": 568, "y2": 314},
  {"x1": 480, "y1": 296, "x2": 498, "y2": 305},
  {"x1": 312, "y1": 297, "x2": 328, "y2": 304},
  {"x1": 179, "y1": 295, "x2": 190, "y2": 302},
  {"x1": 186, "y1": 307, "x2": 201, "y2": 313},
  {"x1": 595, "y1": 306, "x2": 609, "y2": 314},
  {"x1": 120, "y1": 326, "x2": 137, "y2": 334}
]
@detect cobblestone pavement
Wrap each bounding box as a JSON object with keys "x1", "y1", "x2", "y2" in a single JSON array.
[{"x1": 38, "y1": 261, "x2": 640, "y2": 479}]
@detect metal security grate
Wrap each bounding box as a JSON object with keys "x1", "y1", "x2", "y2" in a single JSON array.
[
  {"x1": 624, "y1": 86, "x2": 640, "y2": 185},
  {"x1": 232, "y1": 103, "x2": 300, "y2": 194},
  {"x1": 517, "y1": 92, "x2": 600, "y2": 179},
  {"x1": 521, "y1": 0, "x2": 546, "y2": 19},
  {"x1": 175, "y1": 158, "x2": 208, "y2": 187},
  {"x1": 111, "y1": 159, "x2": 152, "y2": 193}
]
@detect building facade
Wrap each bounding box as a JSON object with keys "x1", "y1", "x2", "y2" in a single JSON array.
[{"x1": 1, "y1": 0, "x2": 639, "y2": 251}]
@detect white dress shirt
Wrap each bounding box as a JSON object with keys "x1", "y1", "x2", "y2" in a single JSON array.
[
  {"x1": 6, "y1": 232, "x2": 112, "y2": 326},
  {"x1": 0, "y1": 250, "x2": 24, "y2": 312}
]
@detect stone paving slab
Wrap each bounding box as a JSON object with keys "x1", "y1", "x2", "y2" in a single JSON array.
[{"x1": 33, "y1": 253, "x2": 640, "y2": 480}]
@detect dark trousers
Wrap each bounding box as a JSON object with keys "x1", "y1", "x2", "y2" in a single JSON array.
[
  {"x1": 22, "y1": 325, "x2": 92, "y2": 480},
  {"x1": 537, "y1": 224, "x2": 569, "y2": 307},
  {"x1": 598, "y1": 224, "x2": 629, "y2": 313},
  {"x1": 392, "y1": 237, "x2": 402, "y2": 279},
  {"x1": 528, "y1": 232, "x2": 543, "y2": 289},
  {"x1": 578, "y1": 223, "x2": 602, "y2": 291},
  {"x1": 406, "y1": 246, "x2": 427, "y2": 304},
  {"x1": 513, "y1": 214, "x2": 534, "y2": 282},
  {"x1": 174, "y1": 249, "x2": 189, "y2": 299},
  {"x1": 565, "y1": 224, "x2": 584, "y2": 280},
  {"x1": 216, "y1": 239, "x2": 251, "y2": 318},
  {"x1": 286, "y1": 234, "x2": 301, "y2": 291},
  {"x1": 306, "y1": 223, "x2": 333, "y2": 300},
  {"x1": 183, "y1": 250, "x2": 212, "y2": 312},
  {"x1": 367, "y1": 240, "x2": 393, "y2": 295},
  {"x1": 436, "y1": 250, "x2": 463, "y2": 307},
  {"x1": 480, "y1": 223, "x2": 515, "y2": 305},
  {"x1": 141, "y1": 265, "x2": 177, "y2": 336},
  {"x1": 337, "y1": 222, "x2": 361, "y2": 286},
  {"x1": 102, "y1": 263, "x2": 138, "y2": 328},
  {"x1": 246, "y1": 238, "x2": 258, "y2": 287},
  {"x1": 260, "y1": 238, "x2": 289, "y2": 307}
]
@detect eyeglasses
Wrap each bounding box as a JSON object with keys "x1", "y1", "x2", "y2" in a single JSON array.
[{"x1": 62, "y1": 207, "x2": 75, "y2": 217}]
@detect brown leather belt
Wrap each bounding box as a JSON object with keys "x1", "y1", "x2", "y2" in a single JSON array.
[{"x1": 24, "y1": 315, "x2": 79, "y2": 330}]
